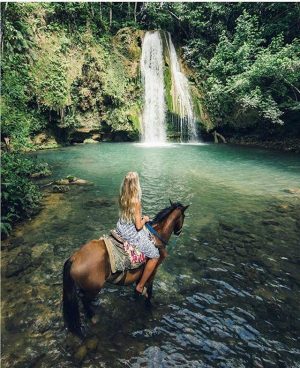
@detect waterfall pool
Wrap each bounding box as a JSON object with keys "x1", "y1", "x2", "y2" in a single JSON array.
[{"x1": 1, "y1": 143, "x2": 300, "y2": 367}]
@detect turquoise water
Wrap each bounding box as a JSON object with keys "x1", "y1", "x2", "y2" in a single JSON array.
[{"x1": 1, "y1": 143, "x2": 300, "y2": 367}]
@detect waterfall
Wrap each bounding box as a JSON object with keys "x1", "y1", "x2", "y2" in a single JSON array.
[
  {"x1": 141, "y1": 31, "x2": 167, "y2": 145},
  {"x1": 167, "y1": 33, "x2": 198, "y2": 142}
]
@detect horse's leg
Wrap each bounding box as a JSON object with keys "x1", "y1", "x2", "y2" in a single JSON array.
[
  {"x1": 81, "y1": 290, "x2": 101, "y2": 321},
  {"x1": 63, "y1": 258, "x2": 84, "y2": 338},
  {"x1": 70, "y1": 240, "x2": 110, "y2": 329}
]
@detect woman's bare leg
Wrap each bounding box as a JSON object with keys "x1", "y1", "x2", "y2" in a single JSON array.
[{"x1": 136, "y1": 258, "x2": 159, "y2": 295}]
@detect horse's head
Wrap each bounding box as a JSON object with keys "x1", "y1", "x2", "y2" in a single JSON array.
[
  {"x1": 151, "y1": 201, "x2": 189, "y2": 246},
  {"x1": 169, "y1": 199, "x2": 189, "y2": 236}
]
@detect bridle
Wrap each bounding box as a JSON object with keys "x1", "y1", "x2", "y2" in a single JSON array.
[
  {"x1": 145, "y1": 210, "x2": 184, "y2": 246},
  {"x1": 174, "y1": 213, "x2": 185, "y2": 236}
]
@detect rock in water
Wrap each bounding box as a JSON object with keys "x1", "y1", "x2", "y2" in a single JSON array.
[
  {"x1": 74, "y1": 345, "x2": 88, "y2": 363},
  {"x1": 6, "y1": 250, "x2": 32, "y2": 277},
  {"x1": 52, "y1": 185, "x2": 70, "y2": 193},
  {"x1": 86, "y1": 337, "x2": 98, "y2": 351}
]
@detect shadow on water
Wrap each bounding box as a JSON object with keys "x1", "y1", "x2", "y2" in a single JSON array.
[{"x1": 1, "y1": 143, "x2": 300, "y2": 367}]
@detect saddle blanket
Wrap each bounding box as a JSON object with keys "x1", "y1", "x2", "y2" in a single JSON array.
[{"x1": 102, "y1": 235, "x2": 146, "y2": 274}]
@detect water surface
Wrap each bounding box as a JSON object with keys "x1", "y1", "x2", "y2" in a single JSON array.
[{"x1": 1, "y1": 143, "x2": 300, "y2": 367}]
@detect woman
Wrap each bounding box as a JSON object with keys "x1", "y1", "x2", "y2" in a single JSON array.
[{"x1": 116, "y1": 172, "x2": 159, "y2": 297}]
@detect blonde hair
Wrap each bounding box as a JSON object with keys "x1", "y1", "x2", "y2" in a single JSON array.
[{"x1": 119, "y1": 172, "x2": 142, "y2": 222}]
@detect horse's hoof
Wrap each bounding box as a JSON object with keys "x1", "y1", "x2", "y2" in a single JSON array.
[
  {"x1": 80, "y1": 326, "x2": 87, "y2": 340},
  {"x1": 145, "y1": 299, "x2": 153, "y2": 310},
  {"x1": 135, "y1": 286, "x2": 148, "y2": 299},
  {"x1": 91, "y1": 315, "x2": 99, "y2": 325}
]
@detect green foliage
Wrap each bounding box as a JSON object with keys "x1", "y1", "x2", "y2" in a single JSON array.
[
  {"x1": 180, "y1": 5, "x2": 300, "y2": 130},
  {"x1": 36, "y1": 56, "x2": 69, "y2": 110},
  {"x1": 1, "y1": 62, "x2": 46, "y2": 149},
  {"x1": 105, "y1": 105, "x2": 139, "y2": 134},
  {"x1": 1, "y1": 217, "x2": 13, "y2": 240},
  {"x1": 32, "y1": 162, "x2": 52, "y2": 177},
  {"x1": 2, "y1": 3, "x2": 36, "y2": 57},
  {"x1": 1, "y1": 153, "x2": 43, "y2": 237},
  {"x1": 139, "y1": 3, "x2": 175, "y2": 31},
  {"x1": 1, "y1": 3, "x2": 47, "y2": 149},
  {"x1": 204, "y1": 12, "x2": 300, "y2": 127}
]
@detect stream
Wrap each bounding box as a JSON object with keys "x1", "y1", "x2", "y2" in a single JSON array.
[{"x1": 1, "y1": 142, "x2": 300, "y2": 367}]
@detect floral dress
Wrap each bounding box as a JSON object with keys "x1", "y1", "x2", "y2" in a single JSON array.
[{"x1": 116, "y1": 218, "x2": 160, "y2": 259}]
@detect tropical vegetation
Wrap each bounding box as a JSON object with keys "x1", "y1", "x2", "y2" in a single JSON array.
[{"x1": 1, "y1": 2, "x2": 299, "y2": 235}]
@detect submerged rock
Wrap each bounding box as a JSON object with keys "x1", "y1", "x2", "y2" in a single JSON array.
[
  {"x1": 283, "y1": 188, "x2": 300, "y2": 195},
  {"x1": 84, "y1": 198, "x2": 113, "y2": 208},
  {"x1": 262, "y1": 219, "x2": 280, "y2": 226},
  {"x1": 74, "y1": 345, "x2": 88, "y2": 363},
  {"x1": 234, "y1": 245, "x2": 247, "y2": 257},
  {"x1": 52, "y1": 185, "x2": 70, "y2": 193},
  {"x1": 7, "y1": 237, "x2": 26, "y2": 250},
  {"x1": 5, "y1": 250, "x2": 32, "y2": 277},
  {"x1": 219, "y1": 222, "x2": 235, "y2": 231},
  {"x1": 85, "y1": 337, "x2": 98, "y2": 351}
]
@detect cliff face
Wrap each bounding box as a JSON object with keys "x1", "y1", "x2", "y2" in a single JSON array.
[{"x1": 30, "y1": 24, "x2": 145, "y2": 145}]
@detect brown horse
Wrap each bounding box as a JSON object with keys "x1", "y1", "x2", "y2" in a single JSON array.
[{"x1": 62, "y1": 201, "x2": 189, "y2": 338}]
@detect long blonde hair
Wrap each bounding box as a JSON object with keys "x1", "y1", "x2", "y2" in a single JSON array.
[{"x1": 119, "y1": 172, "x2": 142, "y2": 222}]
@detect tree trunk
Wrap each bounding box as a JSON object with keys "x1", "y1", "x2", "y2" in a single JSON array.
[
  {"x1": 134, "y1": 2, "x2": 137, "y2": 23},
  {"x1": 109, "y1": 2, "x2": 113, "y2": 28},
  {"x1": 90, "y1": 3, "x2": 94, "y2": 18},
  {"x1": 1, "y1": 2, "x2": 8, "y2": 53},
  {"x1": 165, "y1": 8, "x2": 189, "y2": 37},
  {"x1": 60, "y1": 108, "x2": 65, "y2": 126},
  {"x1": 4, "y1": 137, "x2": 11, "y2": 152},
  {"x1": 128, "y1": 2, "x2": 131, "y2": 17},
  {"x1": 213, "y1": 131, "x2": 227, "y2": 144}
]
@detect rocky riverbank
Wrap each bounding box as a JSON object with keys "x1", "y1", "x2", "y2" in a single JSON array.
[{"x1": 227, "y1": 136, "x2": 300, "y2": 153}]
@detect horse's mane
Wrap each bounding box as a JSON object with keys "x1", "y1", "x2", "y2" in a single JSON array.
[{"x1": 152, "y1": 202, "x2": 183, "y2": 224}]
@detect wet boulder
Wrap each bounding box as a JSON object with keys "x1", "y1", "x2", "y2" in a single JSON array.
[
  {"x1": 54, "y1": 176, "x2": 90, "y2": 186},
  {"x1": 83, "y1": 138, "x2": 99, "y2": 144}
]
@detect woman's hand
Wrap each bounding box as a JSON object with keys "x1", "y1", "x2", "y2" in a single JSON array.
[
  {"x1": 143, "y1": 215, "x2": 150, "y2": 223},
  {"x1": 135, "y1": 203, "x2": 150, "y2": 230}
]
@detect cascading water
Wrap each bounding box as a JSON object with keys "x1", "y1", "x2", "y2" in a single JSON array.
[
  {"x1": 141, "y1": 31, "x2": 167, "y2": 145},
  {"x1": 166, "y1": 33, "x2": 198, "y2": 142}
]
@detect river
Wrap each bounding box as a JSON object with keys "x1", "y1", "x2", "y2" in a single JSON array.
[{"x1": 1, "y1": 143, "x2": 300, "y2": 367}]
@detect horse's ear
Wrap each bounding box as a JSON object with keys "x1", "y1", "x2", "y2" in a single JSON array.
[
  {"x1": 169, "y1": 199, "x2": 173, "y2": 206},
  {"x1": 182, "y1": 205, "x2": 189, "y2": 212}
]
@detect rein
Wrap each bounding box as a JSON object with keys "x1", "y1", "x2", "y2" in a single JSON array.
[
  {"x1": 145, "y1": 222, "x2": 168, "y2": 246},
  {"x1": 145, "y1": 219, "x2": 181, "y2": 248},
  {"x1": 145, "y1": 202, "x2": 187, "y2": 250}
]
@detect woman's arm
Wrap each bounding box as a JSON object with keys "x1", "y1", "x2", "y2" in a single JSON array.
[{"x1": 134, "y1": 202, "x2": 149, "y2": 230}]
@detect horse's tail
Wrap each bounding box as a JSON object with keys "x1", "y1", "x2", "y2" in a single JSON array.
[{"x1": 62, "y1": 258, "x2": 83, "y2": 338}]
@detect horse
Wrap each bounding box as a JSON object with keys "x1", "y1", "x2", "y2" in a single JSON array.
[{"x1": 62, "y1": 201, "x2": 189, "y2": 338}]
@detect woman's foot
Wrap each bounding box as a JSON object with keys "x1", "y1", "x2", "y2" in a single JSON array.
[{"x1": 135, "y1": 285, "x2": 148, "y2": 298}]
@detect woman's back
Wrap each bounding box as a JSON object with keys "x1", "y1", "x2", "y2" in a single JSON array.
[{"x1": 116, "y1": 218, "x2": 140, "y2": 245}]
